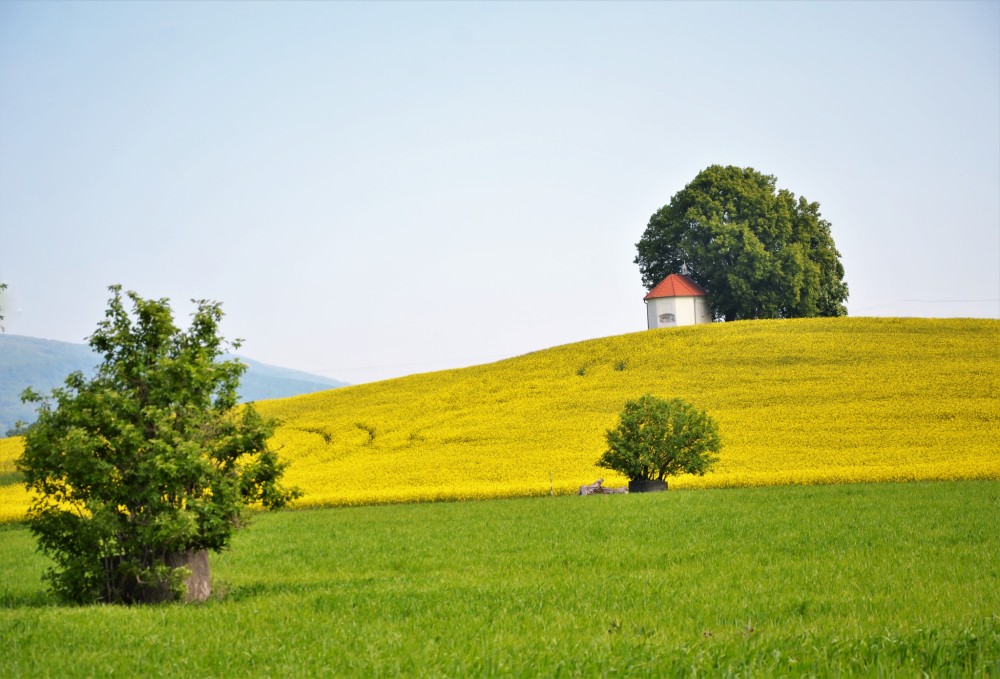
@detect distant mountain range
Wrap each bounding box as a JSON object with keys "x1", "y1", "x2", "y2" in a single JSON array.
[{"x1": 0, "y1": 334, "x2": 348, "y2": 435}]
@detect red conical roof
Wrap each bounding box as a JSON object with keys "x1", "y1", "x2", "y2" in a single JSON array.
[{"x1": 643, "y1": 274, "x2": 707, "y2": 300}]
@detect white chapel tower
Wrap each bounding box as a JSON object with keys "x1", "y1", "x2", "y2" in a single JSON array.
[{"x1": 644, "y1": 274, "x2": 712, "y2": 329}]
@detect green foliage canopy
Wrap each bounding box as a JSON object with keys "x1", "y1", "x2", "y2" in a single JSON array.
[
  {"x1": 17, "y1": 286, "x2": 300, "y2": 604},
  {"x1": 634, "y1": 165, "x2": 849, "y2": 321},
  {"x1": 598, "y1": 395, "x2": 720, "y2": 482}
]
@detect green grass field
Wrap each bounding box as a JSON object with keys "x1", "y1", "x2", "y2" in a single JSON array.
[{"x1": 2, "y1": 480, "x2": 997, "y2": 676}]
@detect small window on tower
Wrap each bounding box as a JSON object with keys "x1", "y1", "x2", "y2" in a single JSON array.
[{"x1": 659, "y1": 313, "x2": 675, "y2": 324}]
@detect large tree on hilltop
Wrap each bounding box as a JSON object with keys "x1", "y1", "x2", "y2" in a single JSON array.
[{"x1": 634, "y1": 165, "x2": 849, "y2": 321}]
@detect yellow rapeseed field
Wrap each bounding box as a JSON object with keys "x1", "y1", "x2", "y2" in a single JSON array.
[
  {"x1": 0, "y1": 435, "x2": 27, "y2": 522},
  {"x1": 1, "y1": 317, "x2": 997, "y2": 517}
]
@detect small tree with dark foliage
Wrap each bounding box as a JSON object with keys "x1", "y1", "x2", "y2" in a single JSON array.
[
  {"x1": 598, "y1": 395, "x2": 720, "y2": 487},
  {"x1": 17, "y1": 286, "x2": 300, "y2": 604},
  {"x1": 0, "y1": 281, "x2": 7, "y2": 332}
]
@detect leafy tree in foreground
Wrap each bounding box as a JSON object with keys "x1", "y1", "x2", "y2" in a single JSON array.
[
  {"x1": 17, "y1": 285, "x2": 300, "y2": 604},
  {"x1": 635, "y1": 165, "x2": 849, "y2": 321},
  {"x1": 598, "y1": 395, "x2": 720, "y2": 488}
]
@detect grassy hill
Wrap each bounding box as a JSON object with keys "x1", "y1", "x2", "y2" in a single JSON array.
[
  {"x1": 0, "y1": 334, "x2": 347, "y2": 434},
  {"x1": 1, "y1": 317, "x2": 997, "y2": 519}
]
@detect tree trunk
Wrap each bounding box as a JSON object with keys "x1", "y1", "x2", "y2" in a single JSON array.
[
  {"x1": 628, "y1": 479, "x2": 668, "y2": 493},
  {"x1": 103, "y1": 549, "x2": 211, "y2": 604},
  {"x1": 168, "y1": 549, "x2": 211, "y2": 603}
]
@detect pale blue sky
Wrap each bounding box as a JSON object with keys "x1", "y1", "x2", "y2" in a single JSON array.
[{"x1": 1, "y1": 1, "x2": 998, "y2": 384}]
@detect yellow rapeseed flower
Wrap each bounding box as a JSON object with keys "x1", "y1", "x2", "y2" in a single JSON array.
[{"x1": 1, "y1": 317, "x2": 997, "y2": 520}]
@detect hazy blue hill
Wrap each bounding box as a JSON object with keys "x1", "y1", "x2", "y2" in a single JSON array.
[
  {"x1": 231, "y1": 356, "x2": 349, "y2": 403},
  {"x1": 0, "y1": 335, "x2": 97, "y2": 434},
  {"x1": 0, "y1": 334, "x2": 347, "y2": 434}
]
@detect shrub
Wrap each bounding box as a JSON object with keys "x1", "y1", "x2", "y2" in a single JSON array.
[{"x1": 16, "y1": 286, "x2": 300, "y2": 604}]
